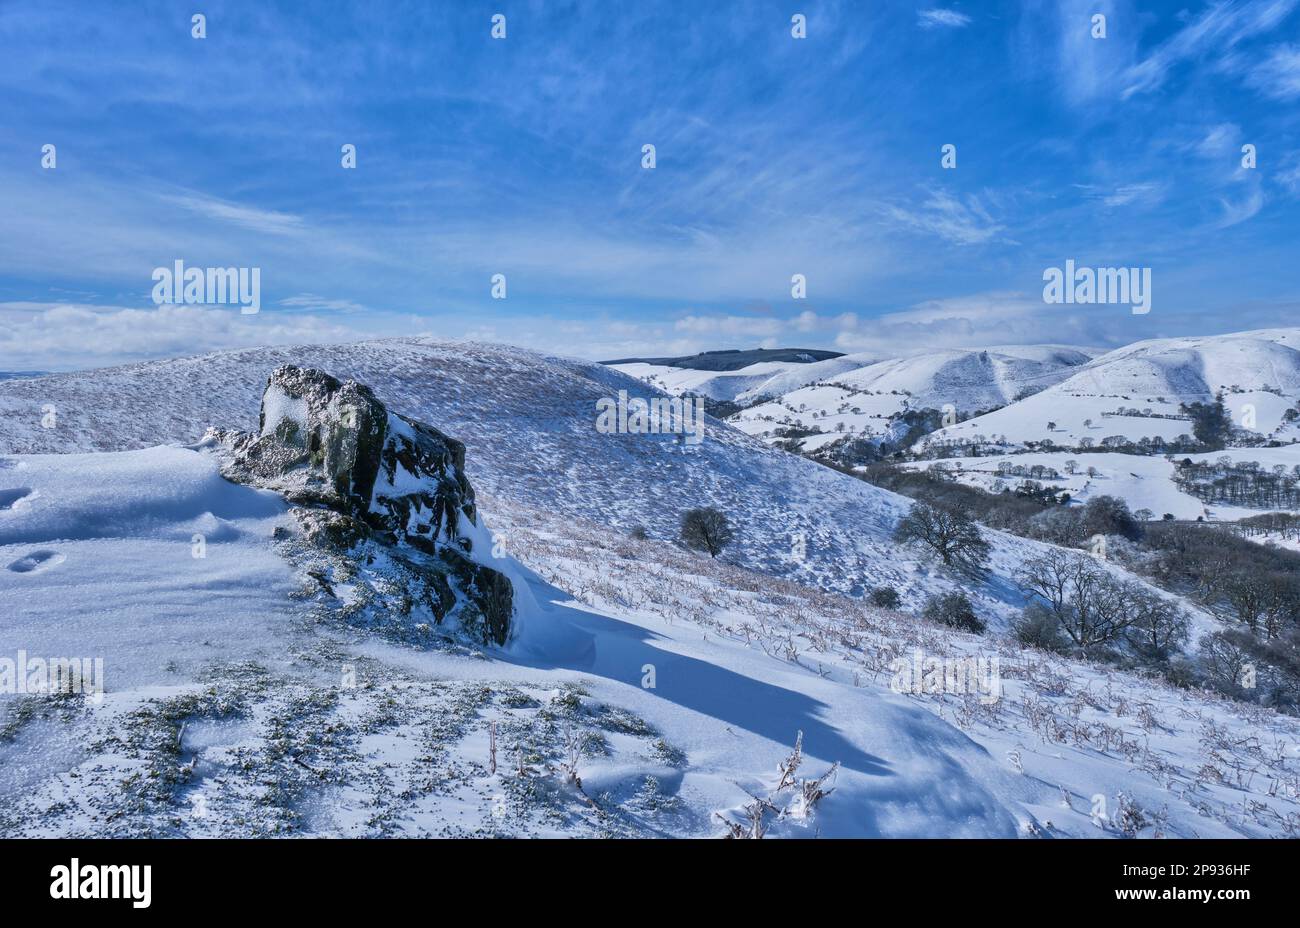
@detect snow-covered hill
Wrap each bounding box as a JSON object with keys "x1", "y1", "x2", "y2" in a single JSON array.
[
  {"x1": 735, "y1": 352, "x2": 881, "y2": 402},
  {"x1": 4, "y1": 338, "x2": 1299, "y2": 839},
  {"x1": 724, "y1": 345, "x2": 1094, "y2": 451},
  {"x1": 611, "y1": 343, "x2": 1093, "y2": 414},
  {"x1": 0, "y1": 338, "x2": 1050, "y2": 620},
  {"x1": 824, "y1": 345, "x2": 1097, "y2": 410},
  {"x1": 901, "y1": 445, "x2": 1300, "y2": 522},
  {"x1": 606, "y1": 349, "x2": 845, "y2": 403},
  {"x1": 0, "y1": 443, "x2": 1018, "y2": 837},
  {"x1": 4, "y1": 433, "x2": 1299, "y2": 838},
  {"x1": 612, "y1": 330, "x2": 1300, "y2": 459},
  {"x1": 606, "y1": 359, "x2": 808, "y2": 402},
  {"x1": 922, "y1": 329, "x2": 1300, "y2": 451}
]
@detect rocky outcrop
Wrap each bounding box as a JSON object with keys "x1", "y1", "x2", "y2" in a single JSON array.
[{"x1": 209, "y1": 365, "x2": 514, "y2": 646}]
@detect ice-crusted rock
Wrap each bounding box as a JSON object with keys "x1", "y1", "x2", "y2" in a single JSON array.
[{"x1": 209, "y1": 365, "x2": 514, "y2": 646}]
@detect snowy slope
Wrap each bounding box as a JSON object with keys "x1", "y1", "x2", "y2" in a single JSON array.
[
  {"x1": 4, "y1": 445, "x2": 1299, "y2": 838},
  {"x1": 829, "y1": 345, "x2": 1096, "y2": 410},
  {"x1": 900, "y1": 446, "x2": 1300, "y2": 521},
  {"x1": 606, "y1": 360, "x2": 806, "y2": 402},
  {"x1": 923, "y1": 329, "x2": 1300, "y2": 450},
  {"x1": 0, "y1": 338, "x2": 1044, "y2": 620},
  {"x1": 725, "y1": 345, "x2": 1094, "y2": 449},
  {"x1": 734, "y1": 352, "x2": 880, "y2": 403},
  {"x1": 0, "y1": 432, "x2": 1027, "y2": 838}
]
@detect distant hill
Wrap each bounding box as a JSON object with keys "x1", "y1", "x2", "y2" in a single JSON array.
[
  {"x1": 922, "y1": 328, "x2": 1300, "y2": 451},
  {"x1": 602, "y1": 347, "x2": 842, "y2": 371},
  {"x1": 725, "y1": 344, "x2": 1098, "y2": 454}
]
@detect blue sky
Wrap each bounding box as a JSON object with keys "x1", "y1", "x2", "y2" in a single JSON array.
[{"x1": 1, "y1": 0, "x2": 1298, "y2": 369}]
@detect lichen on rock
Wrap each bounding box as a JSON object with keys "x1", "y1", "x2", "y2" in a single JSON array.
[{"x1": 208, "y1": 365, "x2": 514, "y2": 646}]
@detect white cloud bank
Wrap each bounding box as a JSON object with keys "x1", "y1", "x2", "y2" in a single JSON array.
[{"x1": 0, "y1": 302, "x2": 365, "y2": 371}]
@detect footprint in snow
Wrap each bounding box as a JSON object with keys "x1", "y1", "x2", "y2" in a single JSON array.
[
  {"x1": 7, "y1": 549, "x2": 65, "y2": 573},
  {"x1": 0, "y1": 487, "x2": 34, "y2": 510}
]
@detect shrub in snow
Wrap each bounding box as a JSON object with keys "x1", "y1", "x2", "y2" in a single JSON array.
[
  {"x1": 679, "y1": 507, "x2": 734, "y2": 558},
  {"x1": 1013, "y1": 602, "x2": 1068, "y2": 652},
  {"x1": 1025, "y1": 506, "x2": 1084, "y2": 546},
  {"x1": 921, "y1": 592, "x2": 986, "y2": 634},
  {"x1": 1080, "y1": 495, "x2": 1142, "y2": 542},
  {"x1": 869, "y1": 585, "x2": 901, "y2": 608},
  {"x1": 1123, "y1": 593, "x2": 1190, "y2": 665},
  {"x1": 1199, "y1": 628, "x2": 1300, "y2": 710},
  {"x1": 715, "y1": 731, "x2": 838, "y2": 838},
  {"x1": 1160, "y1": 657, "x2": 1200, "y2": 690},
  {"x1": 1113, "y1": 792, "x2": 1148, "y2": 838}
]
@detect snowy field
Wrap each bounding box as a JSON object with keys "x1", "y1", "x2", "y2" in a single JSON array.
[
  {"x1": 2, "y1": 339, "x2": 1299, "y2": 838},
  {"x1": 2, "y1": 447, "x2": 1298, "y2": 837},
  {"x1": 899, "y1": 445, "x2": 1300, "y2": 522}
]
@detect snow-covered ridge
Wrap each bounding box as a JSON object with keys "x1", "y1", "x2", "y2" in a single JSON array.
[
  {"x1": 0, "y1": 337, "x2": 1036, "y2": 619},
  {"x1": 611, "y1": 329, "x2": 1300, "y2": 458},
  {"x1": 924, "y1": 328, "x2": 1300, "y2": 450},
  {"x1": 607, "y1": 359, "x2": 806, "y2": 402},
  {"x1": 613, "y1": 344, "x2": 1097, "y2": 413},
  {"x1": 719, "y1": 344, "x2": 1095, "y2": 452}
]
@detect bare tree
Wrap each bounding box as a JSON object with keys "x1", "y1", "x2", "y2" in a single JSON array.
[
  {"x1": 1014, "y1": 549, "x2": 1146, "y2": 651},
  {"x1": 1222, "y1": 570, "x2": 1300, "y2": 639},
  {"x1": 680, "y1": 507, "x2": 735, "y2": 558},
  {"x1": 893, "y1": 501, "x2": 990, "y2": 576},
  {"x1": 1124, "y1": 589, "x2": 1190, "y2": 661}
]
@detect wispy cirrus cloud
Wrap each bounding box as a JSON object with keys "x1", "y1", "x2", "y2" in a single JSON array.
[
  {"x1": 1245, "y1": 42, "x2": 1300, "y2": 99},
  {"x1": 1278, "y1": 156, "x2": 1300, "y2": 196},
  {"x1": 159, "y1": 194, "x2": 306, "y2": 237},
  {"x1": 1193, "y1": 123, "x2": 1242, "y2": 159},
  {"x1": 1122, "y1": 0, "x2": 1299, "y2": 99},
  {"x1": 278, "y1": 294, "x2": 370, "y2": 314},
  {"x1": 1076, "y1": 182, "x2": 1166, "y2": 208},
  {"x1": 1106, "y1": 185, "x2": 1162, "y2": 207},
  {"x1": 1214, "y1": 188, "x2": 1265, "y2": 228},
  {"x1": 883, "y1": 190, "x2": 1009, "y2": 246},
  {"x1": 918, "y1": 9, "x2": 972, "y2": 29}
]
